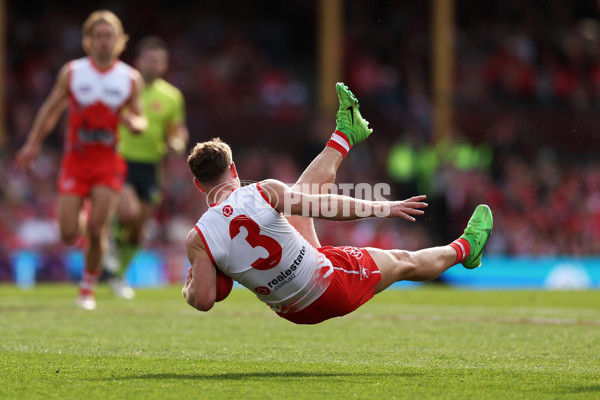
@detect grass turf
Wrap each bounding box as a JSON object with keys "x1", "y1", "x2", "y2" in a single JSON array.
[{"x1": 1, "y1": 285, "x2": 599, "y2": 399}]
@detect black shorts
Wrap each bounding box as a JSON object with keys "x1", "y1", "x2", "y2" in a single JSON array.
[{"x1": 125, "y1": 161, "x2": 161, "y2": 204}]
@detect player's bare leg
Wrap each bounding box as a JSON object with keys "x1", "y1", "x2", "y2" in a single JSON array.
[
  {"x1": 117, "y1": 184, "x2": 142, "y2": 229},
  {"x1": 286, "y1": 83, "x2": 372, "y2": 248},
  {"x1": 368, "y1": 246, "x2": 457, "y2": 293},
  {"x1": 57, "y1": 195, "x2": 84, "y2": 244},
  {"x1": 109, "y1": 188, "x2": 155, "y2": 299},
  {"x1": 369, "y1": 204, "x2": 494, "y2": 293},
  {"x1": 77, "y1": 186, "x2": 119, "y2": 310},
  {"x1": 288, "y1": 147, "x2": 343, "y2": 248},
  {"x1": 105, "y1": 184, "x2": 147, "y2": 299},
  {"x1": 87, "y1": 186, "x2": 118, "y2": 273}
]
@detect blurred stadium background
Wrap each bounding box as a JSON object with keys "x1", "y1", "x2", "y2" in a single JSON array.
[{"x1": 2, "y1": 0, "x2": 599, "y2": 289}]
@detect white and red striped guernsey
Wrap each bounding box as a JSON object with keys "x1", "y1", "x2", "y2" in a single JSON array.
[
  {"x1": 66, "y1": 57, "x2": 135, "y2": 157},
  {"x1": 195, "y1": 182, "x2": 332, "y2": 313}
]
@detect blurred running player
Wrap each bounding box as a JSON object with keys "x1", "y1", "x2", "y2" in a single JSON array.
[
  {"x1": 16, "y1": 10, "x2": 147, "y2": 310},
  {"x1": 104, "y1": 36, "x2": 188, "y2": 299},
  {"x1": 182, "y1": 83, "x2": 493, "y2": 324}
]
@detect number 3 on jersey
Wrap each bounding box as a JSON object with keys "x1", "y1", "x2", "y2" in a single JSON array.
[{"x1": 229, "y1": 215, "x2": 282, "y2": 270}]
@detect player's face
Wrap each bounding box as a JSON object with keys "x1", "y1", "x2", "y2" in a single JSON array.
[
  {"x1": 137, "y1": 48, "x2": 168, "y2": 82},
  {"x1": 89, "y1": 22, "x2": 119, "y2": 61}
]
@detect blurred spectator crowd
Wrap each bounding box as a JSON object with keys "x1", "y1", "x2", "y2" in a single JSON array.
[{"x1": 2, "y1": 0, "x2": 600, "y2": 281}]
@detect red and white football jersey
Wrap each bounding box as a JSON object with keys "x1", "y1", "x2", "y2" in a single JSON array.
[
  {"x1": 66, "y1": 57, "x2": 134, "y2": 157},
  {"x1": 195, "y1": 183, "x2": 332, "y2": 313}
]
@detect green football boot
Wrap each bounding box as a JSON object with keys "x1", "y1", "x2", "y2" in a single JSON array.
[
  {"x1": 335, "y1": 82, "x2": 373, "y2": 146},
  {"x1": 460, "y1": 204, "x2": 493, "y2": 269}
]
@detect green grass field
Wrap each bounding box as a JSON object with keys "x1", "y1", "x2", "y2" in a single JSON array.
[{"x1": 1, "y1": 285, "x2": 598, "y2": 399}]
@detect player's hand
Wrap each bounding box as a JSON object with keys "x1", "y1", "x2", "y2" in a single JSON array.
[
  {"x1": 185, "y1": 266, "x2": 193, "y2": 285},
  {"x1": 16, "y1": 142, "x2": 41, "y2": 171},
  {"x1": 388, "y1": 195, "x2": 428, "y2": 222},
  {"x1": 168, "y1": 136, "x2": 186, "y2": 155},
  {"x1": 182, "y1": 267, "x2": 194, "y2": 304},
  {"x1": 122, "y1": 113, "x2": 147, "y2": 134},
  {"x1": 183, "y1": 266, "x2": 193, "y2": 291}
]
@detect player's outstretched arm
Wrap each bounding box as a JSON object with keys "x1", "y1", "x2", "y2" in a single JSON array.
[
  {"x1": 260, "y1": 179, "x2": 427, "y2": 222},
  {"x1": 122, "y1": 70, "x2": 148, "y2": 133},
  {"x1": 167, "y1": 121, "x2": 189, "y2": 155},
  {"x1": 167, "y1": 92, "x2": 189, "y2": 155},
  {"x1": 183, "y1": 229, "x2": 217, "y2": 312},
  {"x1": 16, "y1": 63, "x2": 69, "y2": 170}
]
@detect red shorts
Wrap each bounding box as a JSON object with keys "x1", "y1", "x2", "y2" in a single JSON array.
[
  {"x1": 277, "y1": 246, "x2": 381, "y2": 324},
  {"x1": 57, "y1": 153, "x2": 126, "y2": 197}
]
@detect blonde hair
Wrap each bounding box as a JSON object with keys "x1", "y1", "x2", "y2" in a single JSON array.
[
  {"x1": 81, "y1": 10, "x2": 129, "y2": 56},
  {"x1": 188, "y1": 138, "x2": 233, "y2": 184}
]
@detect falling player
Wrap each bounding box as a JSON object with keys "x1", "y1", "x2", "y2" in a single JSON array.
[{"x1": 182, "y1": 83, "x2": 493, "y2": 324}]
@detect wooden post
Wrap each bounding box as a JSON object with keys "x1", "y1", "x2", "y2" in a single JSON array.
[
  {"x1": 318, "y1": 0, "x2": 343, "y2": 117},
  {"x1": 432, "y1": 0, "x2": 454, "y2": 143},
  {"x1": 0, "y1": 0, "x2": 5, "y2": 148}
]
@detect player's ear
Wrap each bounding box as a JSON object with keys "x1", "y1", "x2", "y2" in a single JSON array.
[
  {"x1": 230, "y1": 162, "x2": 238, "y2": 179},
  {"x1": 193, "y1": 177, "x2": 205, "y2": 193}
]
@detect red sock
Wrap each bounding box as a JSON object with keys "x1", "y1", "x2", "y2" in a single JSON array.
[
  {"x1": 449, "y1": 238, "x2": 471, "y2": 264},
  {"x1": 70, "y1": 234, "x2": 86, "y2": 248},
  {"x1": 79, "y1": 269, "x2": 101, "y2": 296},
  {"x1": 326, "y1": 130, "x2": 351, "y2": 158}
]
